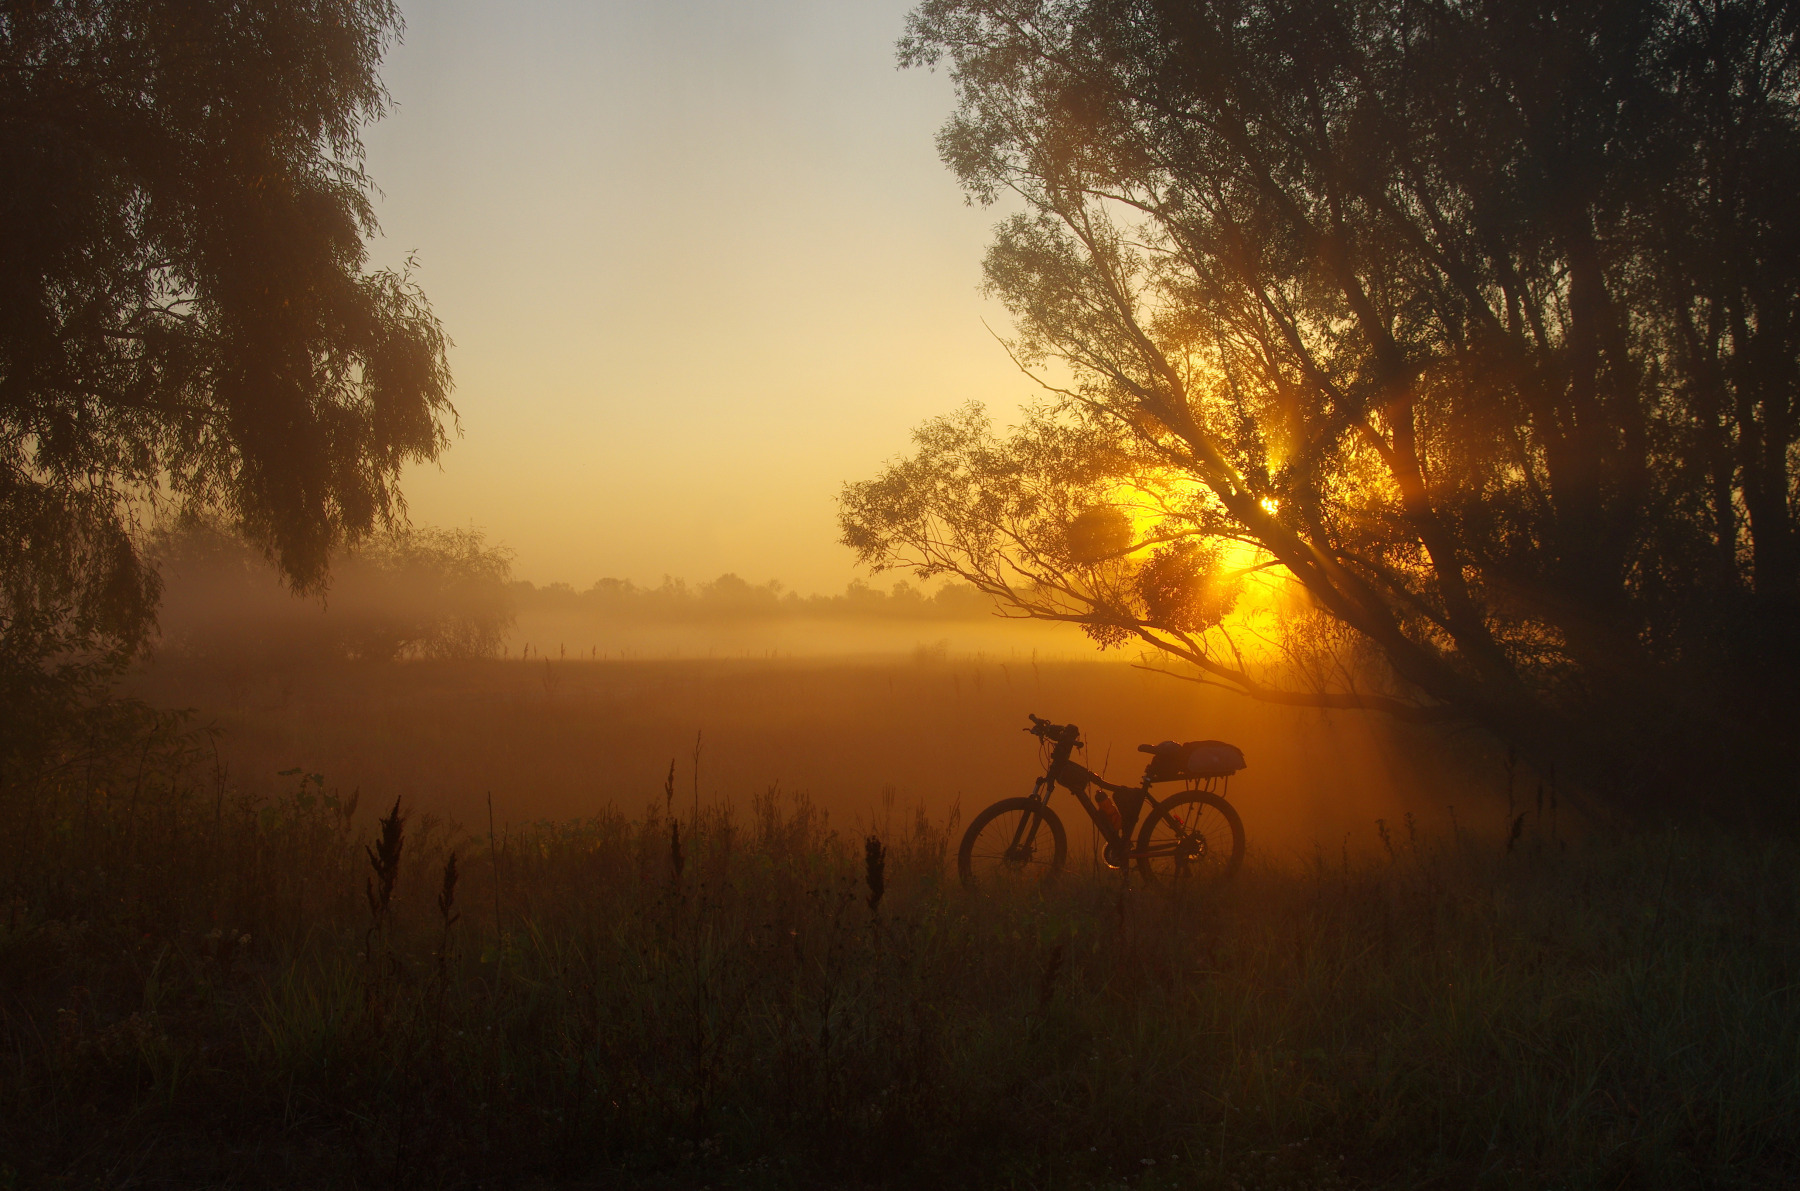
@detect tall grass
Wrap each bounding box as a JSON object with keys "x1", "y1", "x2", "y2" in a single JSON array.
[{"x1": 2, "y1": 710, "x2": 1797, "y2": 1188}]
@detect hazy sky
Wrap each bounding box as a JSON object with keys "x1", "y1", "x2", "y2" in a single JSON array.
[{"x1": 360, "y1": 0, "x2": 1028, "y2": 593}]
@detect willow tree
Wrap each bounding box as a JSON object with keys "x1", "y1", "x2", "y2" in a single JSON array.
[
  {"x1": 1, "y1": 0, "x2": 452, "y2": 669},
  {"x1": 842, "y1": 0, "x2": 1800, "y2": 811}
]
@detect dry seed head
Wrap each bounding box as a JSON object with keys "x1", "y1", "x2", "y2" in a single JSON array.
[
  {"x1": 864, "y1": 834, "x2": 886, "y2": 914},
  {"x1": 365, "y1": 796, "x2": 406, "y2": 920},
  {"x1": 438, "y1": 850, "x2": 460, "y2": 924}
]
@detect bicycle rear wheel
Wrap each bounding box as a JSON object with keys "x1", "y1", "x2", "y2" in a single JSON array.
[
  {"x1": 1134, "y1": 791, "x2": 1244, "y2": 892},
  {"x1": 958, "y1": 797, "x2": 1067, "y2": 893}
]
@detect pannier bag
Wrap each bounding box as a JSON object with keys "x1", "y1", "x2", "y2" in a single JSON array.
[
  {"x1": 1144, "y1": 739, "x2": 1248, "y2": 781},
  {"x1": 1181, "y1": 740, "x2": 1247, "y2": 776}
]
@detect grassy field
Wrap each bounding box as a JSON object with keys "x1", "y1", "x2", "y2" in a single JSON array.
[
  {"x1": 121, "y1": 654, "x2": 1485, "y2": 858},
  {"x1": 3, "y1": 679, "x2": 1797, "y2": 1189}
]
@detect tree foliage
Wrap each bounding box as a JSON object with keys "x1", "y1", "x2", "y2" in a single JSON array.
[
  {"x1": 843, "y1": 0, "x2": 1800, "y2": 809},
  {"x1": 1, "y1": 0, "x2": 452, "y2": 662}
]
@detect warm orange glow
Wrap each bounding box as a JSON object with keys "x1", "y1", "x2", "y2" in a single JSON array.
[
  {"x1": 1091, "y1": 473, "x2": 1303, "y2": 668},
  {"x1": 1104, "y1": 472, "x2": 1206, "y2": 551}
]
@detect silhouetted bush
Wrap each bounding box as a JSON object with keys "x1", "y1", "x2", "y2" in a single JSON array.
[{"x1": 152, "y1": 521, "x2": 515, "y2": 663}]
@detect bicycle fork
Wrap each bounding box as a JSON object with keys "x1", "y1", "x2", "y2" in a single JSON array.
[{"x1": 1008, "y1": 776, "x2": 1054, "y2": 857}]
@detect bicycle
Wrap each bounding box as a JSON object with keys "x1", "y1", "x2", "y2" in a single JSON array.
[{"x1": 957, "y1": 713, "x2": 1246, "y2": 893}]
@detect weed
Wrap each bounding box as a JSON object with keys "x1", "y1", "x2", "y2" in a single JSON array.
[
  {"x1": 864, "y1": 834, "x2": 886, "y2": 916},
  {"x1": 365, "y1": 796, "x2": 406, "y2": 923}
]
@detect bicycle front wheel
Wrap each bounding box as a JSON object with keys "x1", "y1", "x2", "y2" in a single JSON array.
[
  {"x1": 958, "y1": 797, "x2": 1067, "y2": 893},
  {"x1": 1135, "y1": 791, "x2": 1244, "y2": 892}
]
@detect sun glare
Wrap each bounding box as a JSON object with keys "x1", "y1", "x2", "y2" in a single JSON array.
[{"x1": 1089, "y1": 475, "x2": 1303, "y2": 667}]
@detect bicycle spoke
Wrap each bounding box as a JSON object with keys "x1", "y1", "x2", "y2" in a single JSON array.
[
  {"x1": 960, "y1": 802, "x2": 1067, "y2": 891},
  {"x1": 1134, "y1": 792, "x2": 1243, "y2": 891}
]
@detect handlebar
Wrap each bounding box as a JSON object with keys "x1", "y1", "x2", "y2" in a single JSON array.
[{"x1": 1024, "y1": 713, "x2": 1079, "y2": 743}]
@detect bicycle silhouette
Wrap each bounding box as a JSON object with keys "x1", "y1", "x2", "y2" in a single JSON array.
[{"x1": 957, "y1": 714, "x2": 1246, "y2": 892}]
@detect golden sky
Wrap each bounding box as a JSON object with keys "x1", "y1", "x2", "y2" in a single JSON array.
[{"x1": 361, "y1": 0, "x2": 1030, "y2": 593}]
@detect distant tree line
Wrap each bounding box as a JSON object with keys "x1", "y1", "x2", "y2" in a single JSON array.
[
  {"x1": 515, "y1": 574, "x2": 999, "y2": 622},
  {"x1": 147, "y1": 520, "x2": 1002, "y2": 667}
]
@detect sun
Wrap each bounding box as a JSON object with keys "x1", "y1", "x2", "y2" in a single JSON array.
[{"x1": 1259, "y1": 496, "x2": 1280, "y2": 514}]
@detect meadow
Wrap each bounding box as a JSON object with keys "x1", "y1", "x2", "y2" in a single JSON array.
[
  {"x1": 120, "y1": 650, "x2": 1480, "y2": 857},
  {"x1": 3, "y1": 655, "x2": 1796, "y2": 1189}
]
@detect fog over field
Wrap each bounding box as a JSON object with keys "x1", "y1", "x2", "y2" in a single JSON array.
[
  {"x1": 127, "y1": 653, "x2": 1494, "y2": 860},
  {"x1": 128, "y1": 520, "x2": 1517, "y2": 854}
]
